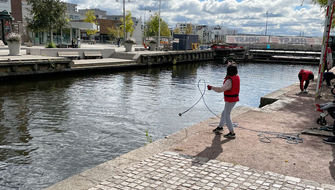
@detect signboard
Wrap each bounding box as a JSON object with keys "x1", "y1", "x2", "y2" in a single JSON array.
[
  {"x1": 269, "y1": 36, "x2": 321, "y2": 45},
  {"x1": 226, "y1": 36, "x2": 269, "y2": 43},
  {"x1": 226, "y1": 35, "x2": 323, "y2": 45},
  {"x1": 173, "y1": 38, "x2": 179, "y2": 43}
]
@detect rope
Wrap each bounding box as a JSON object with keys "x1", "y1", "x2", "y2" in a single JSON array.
[
  {"x1": 179, "y1": 79, "x2": 330, "y2": 144},
  {"x1": 179, "y1": 79, "x2": 220, "y2": 118},
  {"x1": 232, "y1": 123, "x2": 304, "y2": 144}
]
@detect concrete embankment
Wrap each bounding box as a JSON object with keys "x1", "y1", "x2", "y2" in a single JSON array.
[
  {"x1": 44, "y1": 81, "x2": 335, "y2": 190},
  {"x1": 0, "y1": 46, "x2": 215, "y2": 80}
]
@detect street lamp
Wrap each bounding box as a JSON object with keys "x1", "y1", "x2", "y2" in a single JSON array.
[
  {"x1": 158, "y1": 0, "x2": 161, "y2": 50},
  {"x1": 116, "y1": 0, "x2": 130, "y2": 41},
  {"x1": 265, "y1": 11, "x2": 268, "y2": 36},
  {"x1": 144, "y1": 8, "x2": 151, "y2": 42}
]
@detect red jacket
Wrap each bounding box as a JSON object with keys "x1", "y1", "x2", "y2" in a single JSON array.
[
  {"x1": 224, "y1": 75, "x2": 240, "y2": 102},
  {"x1": 299, "y1": 69, "x2": 313, "y2": 90}
]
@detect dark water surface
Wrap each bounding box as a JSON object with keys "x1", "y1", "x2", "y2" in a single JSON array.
[{"x1": 0, "y1": 61, "x2": 318, "y2": 189}]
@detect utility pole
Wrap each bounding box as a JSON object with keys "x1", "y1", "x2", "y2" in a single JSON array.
[
  {"x1": 158, "y1": 0, "x2": 161, "y2": 50},
  {"x1": 116, "y1": 0, "x2": 128, "y2": 40},
  {"x1": 123, "y1": 0, "x2": 126, "y2": 39},
  {"x1": 144, "y1": 8, "x2": 151, "y2": 43},
  {"x1": 265, "y1": 11, "x2": 268, "y2": 36}
]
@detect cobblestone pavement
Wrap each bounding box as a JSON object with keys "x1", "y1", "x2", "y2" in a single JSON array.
[{"x1": 89, "y1": 152, "x2": 335, "y2": 190}]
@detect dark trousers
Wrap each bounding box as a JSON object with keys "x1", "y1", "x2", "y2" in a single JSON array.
[
  {"x1": 323, "y1": 72, "x2": 335, "y2": 86},
  {"x1": 298, "y1": 74, "x2": 309, "y2": 91}
]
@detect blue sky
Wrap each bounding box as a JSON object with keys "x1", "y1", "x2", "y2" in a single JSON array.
[{"x1": 64, "y1": 0, "x2": 327, "y2": 37}]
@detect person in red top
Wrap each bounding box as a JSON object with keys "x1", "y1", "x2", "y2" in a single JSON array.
[
  {"x1": 298, "y1": 69, "x2": 314, "y2": 93},
  {"x1": 207, "y1": 62, "x2": 240, "y2": 138}
]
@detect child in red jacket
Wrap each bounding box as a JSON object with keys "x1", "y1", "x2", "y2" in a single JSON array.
[{"x1": 298, "y1": 69, "x2": 314, "y2": 93}]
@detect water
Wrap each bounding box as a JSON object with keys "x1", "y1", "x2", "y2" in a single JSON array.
[{"x1": 0, "y1": 61, "x2": 318, "y2": 189}]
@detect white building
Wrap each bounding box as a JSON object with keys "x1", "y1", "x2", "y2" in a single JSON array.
[
  {"x1": 66, "y1": 3, "x2": 80, "y2": 20},
  {"x1": 78, "y1": 8, "x2": 107, "y2": 19},
  {"x1": 175, "y1": 23, "x2": 237, "y2": 43},
  {"x1": 208, "y1": 25, "x2": 227, "y2": 43},
  {"x1": 227, "y1": 30, "x2": 238, "y2": 35}
]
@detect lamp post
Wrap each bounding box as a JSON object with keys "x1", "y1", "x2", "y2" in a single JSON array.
[
  {"x1": 116, "y1": 0, "x2": 128, "y2": 41},
  {"x1": 144, "y1": 8, "x2": 151, "y2": 43},
  {"x1": 265, "y1": 11, "x2": 268, "y2": 36},
  {"x1": 158, "y1": 0, "x2": 161, "y2": 50}
]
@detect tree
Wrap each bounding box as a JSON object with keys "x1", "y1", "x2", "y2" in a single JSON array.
[
  {"x1": 84, "y1": 10, "x2": 98, "y2": 37},
  {"x1": 120, "y1": 10, "x2": 135, "y2": 39},
  {"x1": 185, "y1": 24, "x2": 193, "y2": 35},
  {"x1": 173, "y1": 28, "x2": 181, "y2": 34},
  {"x1": 26, "y1": 0, "x2": 68, "y2": 43},
  {"x1": 107, "y1": 26, "x2": 124, "y2": 39},
  {"x1": 144, "y1": 13, "x2": 171, "y2": 37},
  {"x1": 307, "y1": 0, "x2": 335, "y2": 29}
]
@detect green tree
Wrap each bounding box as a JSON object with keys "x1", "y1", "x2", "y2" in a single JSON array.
[
  {"x1": 120, "y1": 10, "x2": 135, "y2": 38},
  {"x1": 107, "y1": 26, "x2": 124, "y2": 39},
  {"x1": 305, "y1": 0, "x2": 335, "y2": 29},
  {"x1": 26, "y1": 0, "x2": 68, "y2": 43},
  {"x1": 173, "y1": 28, "x2": 181, "y2": 34},
  {"x1": 84, "y1": 10, "x2": 98, "y2": 36},
  {"x1": 144, "y1": 13, "x2": 171, "y2": 37},
  {"x1": 185, "y1": 24, "x2": 193, "y2": 35}
]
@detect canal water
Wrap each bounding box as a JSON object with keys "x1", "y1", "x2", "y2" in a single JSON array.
[{"x1": 0, "y1": 61, "x2": 318, "y2": 190}]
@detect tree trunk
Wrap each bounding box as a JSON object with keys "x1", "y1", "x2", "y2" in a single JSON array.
[
  {"x1": 61, "y1": 27, "x2": 63, "y2": 44},
  {"x1": 50, "y1": 30, "x2": 53, "y2": 43}
]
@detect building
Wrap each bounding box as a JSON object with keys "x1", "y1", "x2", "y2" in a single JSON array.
[
  {"x1": 66, "y1": 3, "x2": 81, "y2": 21},
  {"x1": 0, "y1": 1, "x2": 142, "y2": 44},
  {"x1": 208, "y1": 25, "x2": 227, "y2": 43},
  {"x1": 76, "y1": 7, "x2": 142, "y2": 44},
  {"x1": 175, "y1": 23, "x2": 238, "y2": 44},
  {"x1": 175, "y1": 23, "x2": 194, "y2": 34}
]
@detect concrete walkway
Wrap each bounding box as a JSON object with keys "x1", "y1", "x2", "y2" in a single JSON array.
[{"x1": 43, "y1": 79, "x2": 335, "y2": 190}]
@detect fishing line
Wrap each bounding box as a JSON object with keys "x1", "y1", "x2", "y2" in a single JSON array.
[
  {"x1": 179, "y1": 79, "x2": 220, "y2": 118},
  {"x1": 179, "y1": 79, "x2": 308, "y2": 144}
]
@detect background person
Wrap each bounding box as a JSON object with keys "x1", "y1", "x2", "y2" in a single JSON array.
[
  {"x1": 323, "y1": 88, "x2": 335, "y2": 145},
  {"x1": 207, "y1": 64, "x2": 240, "y2": 138},
  {"x1": 323, "y1": 67, "x2": 335, "y2": 86},
  {"x1": 298, "y1": 69, "x2": 314, "y2": 93}
]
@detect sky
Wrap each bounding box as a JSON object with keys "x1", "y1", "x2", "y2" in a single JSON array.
[{"x1": 64, "y1": 0, "x2": 330, "y2": 37}]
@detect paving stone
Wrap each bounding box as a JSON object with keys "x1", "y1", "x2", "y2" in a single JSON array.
[{"x1": 88, "y1": 152, "x2": 331, "y2": 190}]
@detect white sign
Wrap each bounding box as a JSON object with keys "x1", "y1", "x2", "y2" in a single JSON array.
[
  {"x1": 173, "y1": 38, "x2": 179, "y2": 43},
  {"x1": 226, "y1": 35, "x2": 323, "y2": 45},
  {"x1": 226, "y1": 36, "x2": 269, "y2": 43}
]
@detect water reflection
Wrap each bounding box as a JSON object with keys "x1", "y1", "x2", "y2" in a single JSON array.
[{"x1": 0, "y1": 62, "x2": 318, "y2": 189}]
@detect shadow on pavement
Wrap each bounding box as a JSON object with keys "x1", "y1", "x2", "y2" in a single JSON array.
[{"x1": 191, "y1": 133, "x2": 232, "y2": 166}]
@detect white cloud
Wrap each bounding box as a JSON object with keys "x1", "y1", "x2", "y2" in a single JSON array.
[{"x1": 64, "y1": 0, "x2": 328, "y2": 37}]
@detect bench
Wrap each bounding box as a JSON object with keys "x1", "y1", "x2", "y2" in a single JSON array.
[
  {"x1": 68, "y1": 45, "x2": 78, "y2": 48},
  {"x1": 84, "y1": 52, "x2": 103, "y2": 59},
  {"x1": 56, "y1": 44, "x2": 68, "y2": 48},
  {"x1": 58, "y1": 52, "x2": 80, "y2": 60}
]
